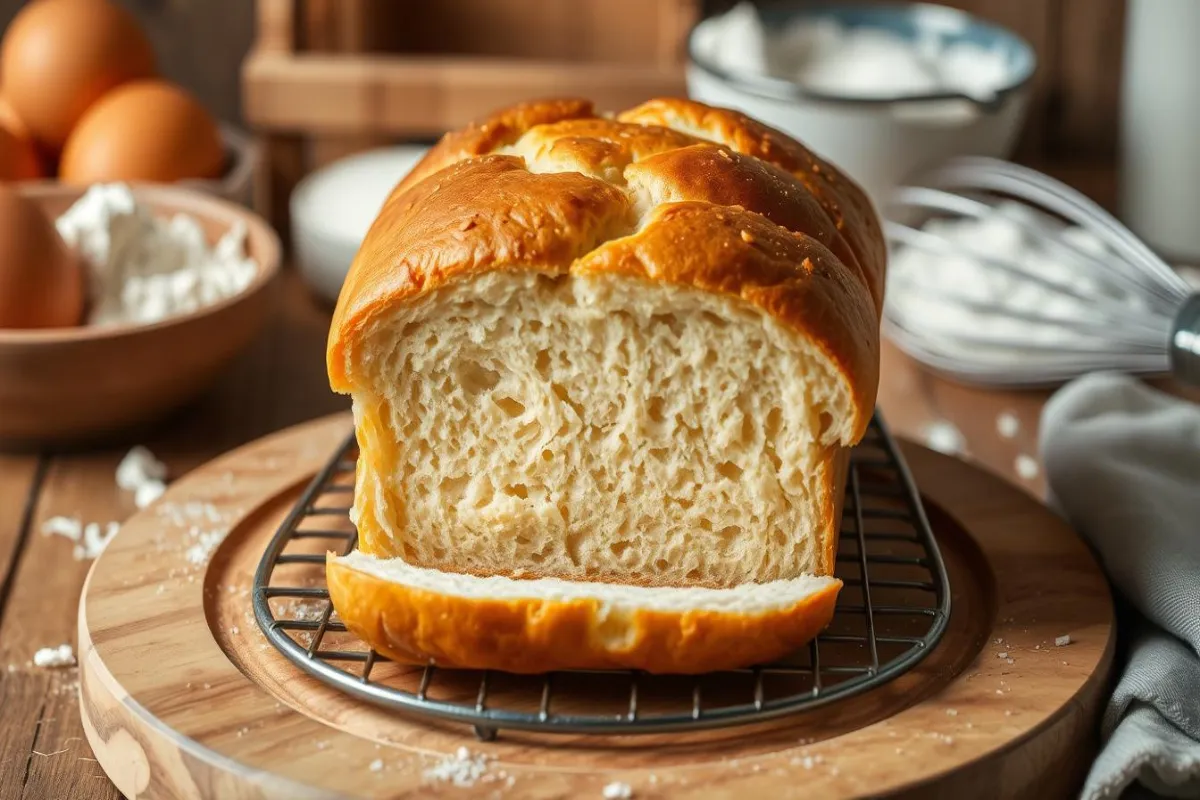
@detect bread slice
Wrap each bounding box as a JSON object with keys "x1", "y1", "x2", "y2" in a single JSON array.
[
  {"x1": 328, "y1": 550, "x2": 841, "y2": 674},
  {"x1": 326, "y1": 98, "x2": 884, "y2": 673}
]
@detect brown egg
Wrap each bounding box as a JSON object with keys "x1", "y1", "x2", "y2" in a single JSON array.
[
  {"x1": 0, "y1": 186, "x2": 84, "y2": 329},
  {"x1": 59, "y1": 80, "x2": 225, "y2": 184},
  {"x1": 0, "y1": 126, "x2": 43, "y2": 180},
  {"x1": 0, "y1": 0, "x2": 156, "y2": 150},
  {"x1": 0, "y1": 95, "x2": 30, "y2": 140}
]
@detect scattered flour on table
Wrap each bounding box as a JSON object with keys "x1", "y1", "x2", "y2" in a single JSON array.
[
  {"x1": 39, "y1": 446, "x2": 171, "y2": 563},
  {"x1": 55, "y1": 183, "x2": 259, "y2": 327},
  {"x1": 33, "y1": 644, "x2": 75, "y2": 668},
  {"x1": 117, "y1": 445, "x2": 168, "y2": 509},
  {"x1": 603, "y1": 781, "x2": 634, "y2": 799},
  {"x1": 1055, "y1": 634, "x2": 1072, "y2": 647},
  {"x1": 996, "y1": 411, "x2": 1020, "y2": 439},
  {"x1": 1015, "y1": 454, "x2": 1039, "y2": 480},
  {"x1": 40, "y1": 516, "x2": 119, "y2": 560},
  {"x1": 368, "y1": 759, "x2": 383, "y2": 773},
  {"x1": 423, "y1": 747, "x2": 489, "y2": 787},
  {"x1": 921, "y1": 420, "x2": 966, "y2": 455}
]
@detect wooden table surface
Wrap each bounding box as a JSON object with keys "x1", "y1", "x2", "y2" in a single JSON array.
[
  {"x1": 0, "y1": 271, "x2": 347, "y2": 799},
  {"x1": 0, "y1": 162, "x2": 1127, "y2": 799}
]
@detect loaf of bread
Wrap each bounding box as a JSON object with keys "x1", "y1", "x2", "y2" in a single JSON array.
[{"x1": 326, "y1": 97, "x2": 885, "y2": 674}]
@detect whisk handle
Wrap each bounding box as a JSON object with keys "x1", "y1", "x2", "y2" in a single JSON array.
[{"x1": 1171, "y1": 294, "x2": 1200, "y2": 387}]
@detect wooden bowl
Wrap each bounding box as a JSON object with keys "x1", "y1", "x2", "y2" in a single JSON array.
[{"x1": 0, "y1": 183, "x2": 281, "y2": 450}]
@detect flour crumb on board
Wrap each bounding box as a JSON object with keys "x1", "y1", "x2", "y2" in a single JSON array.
[
  {"x1": 1055, "y1": 634, "x2": 1072, "y2": 647},
  {"x1": 602, "y1": 781, "x2": 634, "y2": 799},
  {"x1": 185, "y1": 530, "x2": 226, "y2": 566},
  {"x1": 368, "y1": 759, "x2": 383, "y2": 773},
  {"x1": 921, "y1": 420, "x2": 966, "y2": 456},
  {"x1": 945, "y1": 708, "x2": 958, "y2": 717},
  {"x1": 154, "y1": 500, "x2": 235, "y2": 568},
  {"x1": 33, "y1": 644, "x2": 75, "y2": 668},
  {"x1": 423, "y1": 747, "x2": 489, "y2": 787},
  {"x1": 1015, "y1": 454, "x2": 1039, "y2": 480},
  {"x1": 996, "y1": 411, "x2": 1020, "y2": 439},
  {"x1": 997, "y1": 652, "x2": 1008, "y2": 659},
  {"x1": 789, "y1": 754, "x2": 824, "y2": 769},
  {"x1": 41, "y1": 516, "x2": 82, "y2": 542},
  {"x1": 41, "y1": 516, "x2": 119, "y2": 560},
  {"x1": 116, "y1": 446, "x2": 169, "y2": 510}
]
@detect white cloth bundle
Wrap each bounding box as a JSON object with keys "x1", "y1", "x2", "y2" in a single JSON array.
[{"x1": 1041, "y1": 372, "x2": 1200, "y2": 799}]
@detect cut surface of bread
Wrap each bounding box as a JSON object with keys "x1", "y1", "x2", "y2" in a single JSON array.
[
  {"x1": 329, "y1": 550, "x2": 842, "y2": 674},
  {"x1": 326, "y1": 97, "x2": 885, "y2": 672},
  {"x1": 352, "y1": 268, "x2": 854, "y2": 586}
]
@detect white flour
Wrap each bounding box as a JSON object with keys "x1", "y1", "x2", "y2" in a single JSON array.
[
  {"x1": 55, "y1": 184, "x2": 258, "y2": 326},
  {"x1": 116, "y1": 445, "x2": 169, "y2": 509},
  {"x1": 423, "y1": 747, "x2": 489, "y2": 787},
  {"x1": 33, "y1": 644, "x2": 75, "y2": 668}
]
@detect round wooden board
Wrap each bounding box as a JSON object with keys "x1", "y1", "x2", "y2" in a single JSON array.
[{"x1": 79, "y1": 413, "x2": 1115, "y2": 799}]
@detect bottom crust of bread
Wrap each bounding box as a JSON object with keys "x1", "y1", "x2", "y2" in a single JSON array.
[{"x1": 327, "y1": 551, "x2": 842, "y2": 674}]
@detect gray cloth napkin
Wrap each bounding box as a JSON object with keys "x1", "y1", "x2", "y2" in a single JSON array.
[{"x1": 1040, "y1": 372, "x2": 1200, "y2": 800}]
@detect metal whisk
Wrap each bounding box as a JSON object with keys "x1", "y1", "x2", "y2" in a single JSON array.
[{"x1": 882, "y1": 157, "x2": 1200, "y2": 388}]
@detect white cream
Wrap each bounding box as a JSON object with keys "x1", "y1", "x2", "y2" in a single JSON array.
[{"x1": 695, "y1": 2, "x2": 1012, "y2": 103}]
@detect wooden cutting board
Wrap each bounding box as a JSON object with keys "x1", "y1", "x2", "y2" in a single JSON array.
[{"x1": 78, "y1": 412, "x2": 1114, "y2": 799}]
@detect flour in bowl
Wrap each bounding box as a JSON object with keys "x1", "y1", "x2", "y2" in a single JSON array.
[{"x1": 55, "y1": 184, "x2": 259, "y2": 326}]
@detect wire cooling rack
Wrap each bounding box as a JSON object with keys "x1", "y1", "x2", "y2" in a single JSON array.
[{"x1": 253, "y1": 413, "x2": 950, "y2": 741}]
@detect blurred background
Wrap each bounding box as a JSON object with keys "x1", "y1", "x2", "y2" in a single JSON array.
[{"x1": 0, "y1": 0, "x2": 1124, "y2": 164}]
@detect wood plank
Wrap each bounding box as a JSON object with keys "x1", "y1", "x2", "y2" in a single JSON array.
[
  {"x1": 0, "y1": 671, "x2": 51, "y2": 794},
  {"x1": 1048, "y1": 0, "x2": 1126, "y2": 161},
  {"x1": 0, "y1": 456, "x2": 41, "y2": 616},
  {"x1": 243, "y1": 52, "x2": 686, "y2": 136},
  {"x1": 254, "y1": 0, "x2": 298, "y2": 54},
  {"x1": 0, "y1": 270, "x2": 339, "y2": 800},
  {"x1": 0, "y1": 453, "x2": 123, "y2": 800},
  {"x1": 260, "y1": 133, "x2": 306, "y2": 241},
  {"x1": 21, "y1": 671, "x2": 115, "y2": 800},
  {"x1": 302, "y1": 0, "x2": 393, "y2": 188},
  {"x1": 935, "y1": 0, "x2": 1056, "y2": 159},
  {"x1": 387, "y1": 0, "x2": 688, "y2": 63},
  {"x1": 0, "y1": 452, "x2": 127, "y2": 666}
]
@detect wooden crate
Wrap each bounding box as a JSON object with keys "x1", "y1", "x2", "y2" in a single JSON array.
[{"x1": 242, "y1": 0, "x2": 700, "y2": 232}]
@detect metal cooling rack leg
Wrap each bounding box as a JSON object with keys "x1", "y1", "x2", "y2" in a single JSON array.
[{"x1": 473, "y1": 725, "x2": 498, "y2": 741}]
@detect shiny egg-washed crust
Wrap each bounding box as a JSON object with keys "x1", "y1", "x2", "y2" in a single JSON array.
[
  {"x1": 326, "y1": 553, "x2": 842, "y2": 674},
  {"x1": 328, "y1": 97, "x2": 885, "y2": 439}
]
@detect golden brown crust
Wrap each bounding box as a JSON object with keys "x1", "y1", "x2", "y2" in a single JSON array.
[
  {"x1": 626, "y1": 143, "x2": 870, "y2": 292},
  {"x1": 618, "y1": 98, "x2": 886, "y2": 314},
  {"x1": 328, "y1": 155, "x2": 633, "y2": 389},
  {"x1": 393, "y1": 97, "x2": 597, "y2": 196},
  {"x1": 328, "y1": 97, "x2": 886, "y2": 434},
  {"x1": 327, "y1": 554, "x2": 841, "y2": 674}
]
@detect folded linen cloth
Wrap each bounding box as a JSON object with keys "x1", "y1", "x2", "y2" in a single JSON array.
[{"x1": 1040, "y1": 372, "x2": 1200, "y2": 800}]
